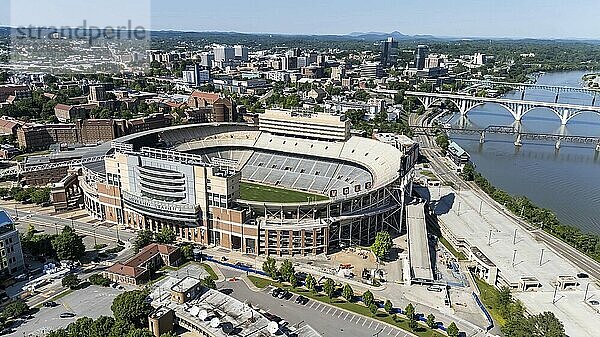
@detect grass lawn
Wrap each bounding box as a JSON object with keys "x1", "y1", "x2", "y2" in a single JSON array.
[
  {"x1": 473, "y1": 277, "x2": 506, "y2": 327},
  {"x1": 420, "y1": 170, "x2": 439, "y2": 181},
  {"x1": 239, "y1": 182, "x2": 328, "y2": 203},
  {"x1": 13, "y1": 150, "x2": 50, "y2": 162},
  {"x1": 438, "y1": 236, "x2": 467, "y2": 261},
  {"x1": 200, "y1": 263, "x2": 218, "y2": 281},
  {"x1": 247, "y1": 276, "x2": 445, "y2": 337}
]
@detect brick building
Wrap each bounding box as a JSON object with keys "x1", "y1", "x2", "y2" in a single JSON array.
[{"x1": 103, "y1": 243, "x2": 181, "y2": 285}]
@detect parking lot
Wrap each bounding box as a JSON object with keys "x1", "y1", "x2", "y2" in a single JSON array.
[
  {"x1": 219, "y1": 266, "x2": 415, "y2": 337},
  {"x1": 7, "y1": 285, "x2": 124, "y2": 337}
]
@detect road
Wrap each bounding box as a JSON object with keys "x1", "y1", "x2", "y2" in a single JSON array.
[
  {"x1": 0, "y1": 204, "x2": 134, "y2": 244},
  {"x1": 410, "y1": 112, "x2": 600, "y2": 280},
  {"x1": 218, "y1": 266, "x2": 417, "y2": 337}
]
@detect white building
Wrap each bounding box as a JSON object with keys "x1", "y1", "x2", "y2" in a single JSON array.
[
  {"x1": 213, "y1": 46, "x2": 235, "y2": 62},
  {"x1": 0, "y1": 211, "x2": 25, "y2": 277}
]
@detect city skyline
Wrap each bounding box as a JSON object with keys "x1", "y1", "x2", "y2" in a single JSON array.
[{"x1": 2, "y1": 0, "x2": 600, "y2": 40}]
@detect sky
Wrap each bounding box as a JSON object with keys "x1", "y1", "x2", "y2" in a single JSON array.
[{"x1": 2, "y1": 0, "x2": 600, "y2": 39}]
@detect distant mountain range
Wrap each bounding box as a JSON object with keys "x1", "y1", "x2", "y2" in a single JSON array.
[
  {"x1": 347, "y1": 31, "x2": 438, "y2": 41},
  {"x1": 0, "y1": 26, "x2": 597, "y2": 43}
]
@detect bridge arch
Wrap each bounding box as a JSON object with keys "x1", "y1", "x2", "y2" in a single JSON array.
[
  {"x1": 461, "y1": 101, "x2": 518, "y2": 120},
  {"x1": 521, "y1": 106, "x2": 563, "y2": 123},
  {"x1": 564, "y1": 109, "x2": 600, "y2": 124}
]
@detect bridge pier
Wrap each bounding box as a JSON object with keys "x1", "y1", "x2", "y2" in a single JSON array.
[
  {"x1": 596, "y1": 142, "x2": 600, "y2": 152},
  {"x1": 514, "y1": 134, "x2": 522, "y2": 147},
  {"x1": 555, "y1": 140, "x2": 561, "y2": 150},
  {"x1": 479, "y1": 131, "x2": 485, "y2": 144},
  {"x1": 560, "y1": 109, "x2": 571, "y2": 125}
]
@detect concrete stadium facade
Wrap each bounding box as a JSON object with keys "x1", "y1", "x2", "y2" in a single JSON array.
[{"x1": 80, "y1": 115, "x2": 418, "y2": 256}]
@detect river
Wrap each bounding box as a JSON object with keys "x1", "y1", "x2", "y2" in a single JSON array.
[{"x1": 442, "y1": 71, "x2": 600, "y2": 235}]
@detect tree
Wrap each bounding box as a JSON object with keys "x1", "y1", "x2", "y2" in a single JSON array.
[
  {"x1": 111, "y1": 290, "x2": 152, "y2": 328},
  {"x1": 288, "y1": 274, "x2": 298, "y2": 288},
  {"x1": 109, "y1": 320, "x2": 134, "y2": 337},
  {"x1": 46, "y1": 329, "x2": 70, "y2": 337},
  {"x1": 384, "y1": 299, "x2": 393, "y2": 314},
  {"x1": 202, "y1": 276, "x2": 216, "y2": 290},
  {"x1": 62, "y1": 273, "x2": 80, "y2": 289},
  {"x1": 342, "y1": 284, "x2": 354, "y2": 302},
  {"x1": 369, "y1": 303, "x2": 378, "y2": 316},
  {"x1": 371, "y1": 231, "x2": 393, "y2": 260},
  {"x1": 2, "y1": 300, "x2": 29, "y2": 318},
  {"x1": 305, "y1": 274, "x2": 316, "y2": 293},
  {"x1": 89, "y1": 274, "x2": 112, "y2": 287},
  {"x1": 279, "y1": 259, "x2": 295, "y2": 281},
  {"x1": 405, "y1": 303, "x2": 417, "y2": 330},
  {"x1": 435, "y1": 133, "x2": 450, "y2": 154},
  {"x1": 362, "y1": 290, "x2": 374, "y2": 307},
  {"x1": 529, "y1": 312, "x2": 565, "y2": 337},
  {"x1": 323, "y1": 278, "x2": 335, "y2": 299},
  {"x1": 126, "y1": 328, "x2": 155, "y2": 337},
  {"x1": 155, "y1": 227, "x2": 176, "y2": 244},
  {"x1": 262, "y1": 257, "x2": 278, "y2": 279},
  {"x1": 426, "y1": 313, "x2": 436, "y2": 329},
  {"x1": 67, "y1": 317, "x2": 94, "y2": 337},
  {"x1": 52, "y1": 226, "x2": 85, "y2": 261},
  {"x1": 133, "y1": 230, "x2": 155, "y2": 251},
  {"x1": 447, "y1": 322, "x2": 459, "y2": 337},
  {"x1": 90, "y1": 316, "x2": 115, "y2": 337},
  {"x1": 180, "y1": 243, "x2": 194, "y2": 261},
  {"x1": 460, "y1": 162, "x2": 476, "y2": 181}
]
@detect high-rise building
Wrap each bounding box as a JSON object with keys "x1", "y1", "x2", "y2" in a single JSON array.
[
  {"x1": 415, "y1": 45, "x2": 429, "y2": 70},
  {"x1": 361, "y1": 62, "x2": 383, "y2": 79},
  {"x1": 213, "y1": 45, "x2": 235, "y2": 62},
  {"x1": 474, "y1": 53, "x2": 487, "y2": 65},
  {"x1": 331, "y1": 65, "x2": 346, "y2": 81},
  {"x1": 89, "y1": 85, "x2": 106, "y2": 102},
  {"x1": 424, "y1": 56, "x2": 441, "y2": 69},
  {"x1": 198, "y1": 52, "x2": 214, "y2": 68},
  {"x1": 182, "y1": 64, "x2": 210, "y2": 86},
  {"x1": 380, "y1": 37, "x2": 399, "y2": 67},
  {"x1": 234, "y1": 45, "x2": 249, "y2": 61},
  {"x1": 0, "y1": 211, "x2": 25, "y2": 277}
]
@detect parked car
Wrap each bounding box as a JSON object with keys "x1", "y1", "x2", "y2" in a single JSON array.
[
  {"x1": 577, "y1": 273, "x2": 589, "y2": 278},
  {"x1": 427, "y1": 285, "x2": 443, "y2": 292},
  {"x1": 235, "y1": 262, "x2": 252, "y2": 268},
  {"x1": 295, "y1": 295, "x2": 309, "y2": 305},
  {"x1": 277, "y1": 290, "x2": 291, "y2": 300},
  {"x1": 43, "y1": 301, "x2": 58, "y2": 308},
  {"x1": 59, "y1": 312, "x2": 76, "y2": 318},
  {"x1": 589, "y1": 300, "x2": 599, "y2": 305},
  {"x1": 271, "y1": 288, "x2": 283, "y2": 298}
]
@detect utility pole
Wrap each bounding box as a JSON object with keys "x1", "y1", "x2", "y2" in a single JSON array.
[
  {"x1": 512, "y1": 249, "x2": 517, "y2": 268},
  {"x1": 512, "y1": 228, "x2": 517, "y2": 245},
  {"x1": 487, "y1": 229, "x2": 492, "y2": 246},
  {"x1": 478, "y1": 200, "x2": 482, "y2": 214},
  {"x1": 539, "y1": 248, "x2": 545, "y2": 266},
  {"x1": 552, "y1": 283, "x2": 558, "y2": 304}
]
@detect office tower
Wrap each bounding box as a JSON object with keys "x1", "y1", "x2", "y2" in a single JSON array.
[
  {"x1": 380, "y1": 37, "x2": 399, "y2": 67},
  {"x1": 361, "y1": 62, "x2": 383, "y2": 78},
  {"x1": 89, "y1": 85, "x2": 106, "y2": 102},
  {"x1": 213, "y1": 45, "x2": 236, "y2": 62},
  {"x1": 234, "y1": 45, "x2": 249, "y2": 61},
  {"x1": 415, "y1": 45, "x2": 429, "y2": 70}
]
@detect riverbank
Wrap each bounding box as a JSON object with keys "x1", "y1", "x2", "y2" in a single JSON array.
[
  {"x1": 582, "y1": 73, "x2": 600, "y2": 89},
  {"x1": 446, "y1": 70, "x2": 600, "y2": 235},
  {"x1": 460, "y1": 163, "x2": 600, "y2": 264}
]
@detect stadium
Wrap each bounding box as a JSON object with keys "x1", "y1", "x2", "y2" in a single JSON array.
[{"x1": 80, "y1": 109, "x2": 418, "y2": 256}]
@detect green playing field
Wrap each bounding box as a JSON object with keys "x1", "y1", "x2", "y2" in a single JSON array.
[{"x1": 239, "y1": 182, "x2": 329, "y2": 203}]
